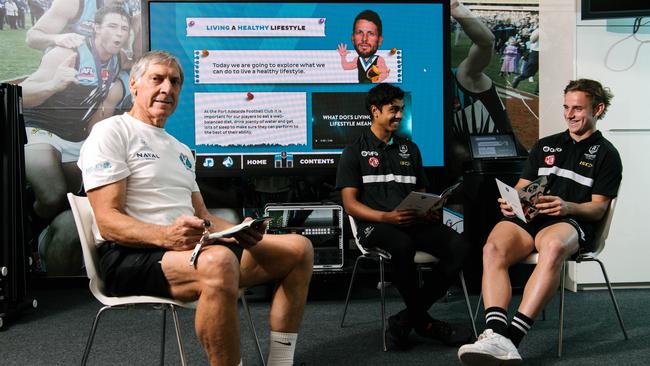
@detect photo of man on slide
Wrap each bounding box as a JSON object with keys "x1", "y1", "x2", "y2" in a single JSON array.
[{"x1": 337, "y1": 9, "x2": 390, "y2": 84}]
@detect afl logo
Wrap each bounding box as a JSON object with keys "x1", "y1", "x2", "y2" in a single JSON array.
[
  {"x1": 544, "y1": 155, "x2": 555, "y2": 166},
  {"x1": 368, "y1": 157, "x2": 379, "y2": 168}
]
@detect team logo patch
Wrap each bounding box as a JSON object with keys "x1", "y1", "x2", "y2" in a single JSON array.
[
  {"x1": 588, "y1": 145, "x2": 600, "y2": 154},
  {"x1": 179, "y1": 153, "x2": 193, "y2": 170},
  {"x1": 77, "y1": 66, "x2": 95, "y2": 79},
  {"x1": 399, "y1": 145, "x2": 408, "y2": 154},
  {"x1": 544, "y1": 155, "x2": 555, "y2": 166},
  {"x1": 368, "y1": 156, "x2": 379, "y2": 168}
]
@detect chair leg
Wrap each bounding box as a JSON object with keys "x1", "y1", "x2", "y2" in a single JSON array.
[
  {"x1": 459, "y1": 271, "x2": 478, "y2": 338},
  {"x1": 160, "y1": 308, "x2": 166, "y2": 366},
  {"x1": 558, "y1": 261, "x2": 566, "y2": 358},
  {"x1": 241, "y1": 293, "x2": 266, "y2": 366},
  {"x1": 81, "y1": 305, "x2": 112, "y2": 366},
  {"x1": 170, "y1": 304, "x2": 188, "y2": 366},
  {"x1": 340, "y1": 255, "x2": 363, "y2": 328},
  {"x1": 379, "y1": 256, "x2": 387, "y2": 352},
  {"x1": 474, "y1": 292, "x2": 482, "y2": 324},
  {"x1": 593, "y1": 258, "x2": 629, "y2": 340}
]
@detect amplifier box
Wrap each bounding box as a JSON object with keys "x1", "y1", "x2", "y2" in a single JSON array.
[{"x1": 264, "y1": 204, "x2": 344, "y2": 269}]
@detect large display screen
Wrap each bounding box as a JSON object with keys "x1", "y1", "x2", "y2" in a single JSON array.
[
  {"x1": 581, "y1": 0, "x2": 650, "y2": 20},
  {"x1": 143, "y1": 0, "x2": 449, "y2": 175}
]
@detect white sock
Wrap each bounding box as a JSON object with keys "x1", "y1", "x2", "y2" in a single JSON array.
[{"x1": 267, "y1": 331, "x2": 298, "y2": 366}]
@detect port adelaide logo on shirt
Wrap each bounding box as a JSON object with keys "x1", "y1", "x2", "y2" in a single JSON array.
[
  {"x1": 584, "y1": 145, "x2": 600, "y2": 160},
  {"x1": 399, "y1": 144, "x2": 410, "y2": 159}
]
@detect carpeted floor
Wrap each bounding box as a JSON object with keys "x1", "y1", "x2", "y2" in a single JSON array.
[{"x1": 2, "y1": 275, "x2": 649, "y2": 366}]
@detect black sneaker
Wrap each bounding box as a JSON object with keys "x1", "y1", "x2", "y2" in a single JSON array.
[
  {"x1": 414, "y1": 318, "x2": 473, "y2": 346},
  {"x1": 387, "y1": 313, "x2": 412, "y2": 349}
]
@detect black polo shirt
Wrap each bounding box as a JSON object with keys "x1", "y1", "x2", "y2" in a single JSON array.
[
  {"x1": 336, "y1": 130, "x2": 428, "y2": 212},
  {"x1": 521, "y1": 130, "x2": 622, "y2": 207}
]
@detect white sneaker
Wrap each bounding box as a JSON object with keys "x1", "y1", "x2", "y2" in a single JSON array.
[{"x1": 458, "y1": 329, "x2": 522, "y2": 366}]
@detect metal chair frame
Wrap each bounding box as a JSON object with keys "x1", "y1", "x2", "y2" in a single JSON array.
[
  {"x1": 68, "y1": 193, "x2": 265, "y2": 366},
  {"x1": 473, "y1": 197, "x2": 627, "y2": 357},
  {"x1": 340, "y1": 215, "x2": 477, "y2": 351}
]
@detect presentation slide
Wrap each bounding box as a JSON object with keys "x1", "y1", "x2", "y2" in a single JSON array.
[{"x1": 146, "y1": 1, "x2": 446, "y2": 175}]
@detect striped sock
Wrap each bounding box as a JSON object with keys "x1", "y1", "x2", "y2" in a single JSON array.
[
  {"x1": 509, "y1": 312, "x2": 534, "y2": 347},
  {"x1": 485, "y1": 306, "x2": 509, "y2": 337}
]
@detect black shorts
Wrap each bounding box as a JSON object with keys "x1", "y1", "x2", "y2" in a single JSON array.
[
  {"x1": 501, "y1": 215, "x2": 595, "y2": 250},
  {"x1": 97, "y1": 242, "x2": 244, "y2": 297}
]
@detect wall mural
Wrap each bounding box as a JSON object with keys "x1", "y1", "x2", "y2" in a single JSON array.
[
  {"x1": 0, "y1": 0, "x2": 538, "y2": 276},
  {"x1": 448, "y1": 0, "x2": 539, "y2": 177},
  {"x1": 1, "y1": 0, "x2": 141, "y2": 276}
]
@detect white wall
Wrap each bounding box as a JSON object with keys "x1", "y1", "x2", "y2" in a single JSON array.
[
  {"x1": 540, "y1": 0, "x2": 650, "y2": 287},
  {"x1": 539, "y1": 0, "x2": 576, "y2": 136}
]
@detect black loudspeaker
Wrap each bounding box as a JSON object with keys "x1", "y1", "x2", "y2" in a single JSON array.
[{"x1": 0, "y1": 83, "x2": 37, "y2": 329}]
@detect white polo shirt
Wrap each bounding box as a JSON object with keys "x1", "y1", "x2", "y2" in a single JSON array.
[{"x1": 78, "y1": 113, "x2": 199, "y2": 244}]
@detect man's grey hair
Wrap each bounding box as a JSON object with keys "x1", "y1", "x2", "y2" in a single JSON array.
[{"x1": 129, "y1": 50, "x2": 184, "y2": 102}]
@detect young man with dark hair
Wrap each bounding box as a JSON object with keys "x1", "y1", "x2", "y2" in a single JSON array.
[
  {"x1": 458, "y1": 79, "x2": 622, "y2": 365},
  {"x1": 336, "y1": 83, "x2": 473, "y2": 348}
]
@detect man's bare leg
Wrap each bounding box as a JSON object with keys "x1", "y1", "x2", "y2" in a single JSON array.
[
  {"x1": 458, "y1": 221, "x2": 537, "y2": 365},
  {"x1": 158, "y1": 233, "x2": 312, "y2": 366},
  {"x1": 517, "y1": 223, "x2": 579, "y2": 319},
  {"x1": 162, "y1": 246, "x2": 242, "y2": 366},
  {"x1": 482, "y1": 221, "x2": 535, "y2": 310},
  {"x1": 240, "y1": 233, "x2": 312, "y2": 365},
  {"x1": 240, "y1": 233, "x2": 313, "y2": 332}
]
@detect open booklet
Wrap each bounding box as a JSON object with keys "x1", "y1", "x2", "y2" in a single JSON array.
[
  {"x1": 394, "y1": 181, "x2": 462, "y2": 215},
  {"x1": 207, "y1": 216, "x2": 272, "y2": 239},
  {"x1": 189, "y1": 217, "x2": 272, "y2": 266},
  {"x1": 495, "y1": 176, "x2": 548, "y2": 223}
]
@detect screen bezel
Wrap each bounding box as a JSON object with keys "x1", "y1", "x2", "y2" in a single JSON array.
[
  {"x1": 468, "y1": 133, "x2": 518, "y2": 160},
  {"x1": 581, "y1": 0, "x2": 650, "y2": 20},
  {"x1": 140, "y1": 0, "x2": 450, "y2": 177}
]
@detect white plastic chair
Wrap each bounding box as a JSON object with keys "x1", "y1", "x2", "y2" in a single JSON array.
[
  {"x1": 67, "y1": 193, "x2": 265, "y2": 366},
  {"x1": 474, "y1": 197, "x2": 627, "y2": 357},
  {"x1": 340, "y1": 215, "x2": 477, "y2": 351}
]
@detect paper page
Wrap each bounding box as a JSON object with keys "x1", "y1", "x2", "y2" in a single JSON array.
[
  {"x1": 517, "y1": 176, "x2": 548, "y2": 222},
  {"x1": 394, "y1": 191, "x2": 441, "y2": 213},
  {"x1": 495, "y1": 178, "x2": 527, "y2": 223},
  {"x1": 208, "y1": 217, "x2": 270, "y2": 239}
]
